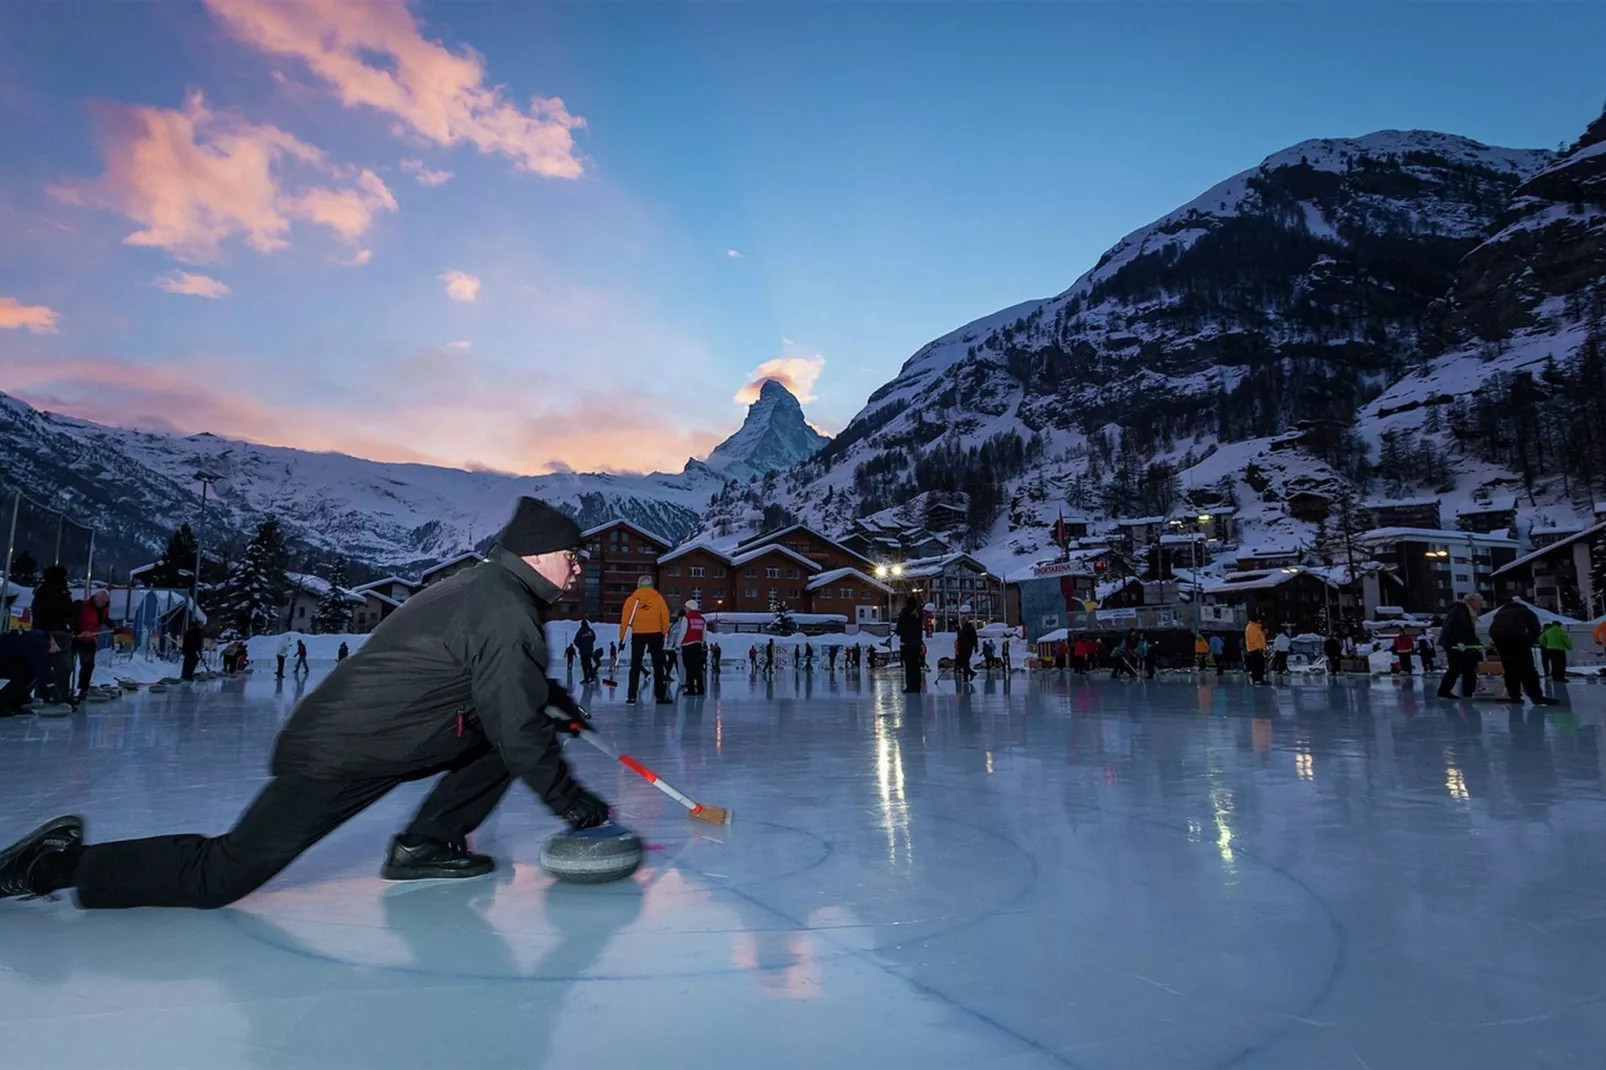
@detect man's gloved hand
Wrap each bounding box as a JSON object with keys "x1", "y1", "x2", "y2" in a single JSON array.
[
  {"x1": 559, "y1": 789, "x2": 612, "y2": 832},
  {"x1": 545, "y1": 678, "x2": 593, "y2": 736}
]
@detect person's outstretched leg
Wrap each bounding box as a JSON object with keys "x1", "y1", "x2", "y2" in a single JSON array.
[
  {"x1": 61, "y1": 775, "x2": 395, "y2": 909},
  {"x1": 401, "y1": 746, "x2": 513, "y2": 844}
]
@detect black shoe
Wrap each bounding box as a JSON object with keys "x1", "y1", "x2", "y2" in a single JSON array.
[
  {"x1": 625, "y1": 696, "x2": 638, "y2": 705},
  {"x1": 1535, "y1": 697, "x2": 1561, "y2": 706},
  {"x1": 1436, "y1": 691, "x2": 1457, "y2": 699},
  {"x1": 0, "y1": 815, "x2": 85, "y2": 900},
  {"x1": 380, "y1": 837, "x2": 494, "y2": 882}
]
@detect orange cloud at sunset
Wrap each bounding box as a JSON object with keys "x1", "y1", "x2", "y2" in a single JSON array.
[
  {"x1": 50, "y1": 92, "x2": 396, "y2": 263},
  {"x1": 0, "y1": 297, "x2": 61, "y2": 333},
  {"x1": 205, "y1": 0, "x2": 585, "y2": 179},
  {"x1": 734, "y1": 341, "x2": 825, "y2": 404},
  {"x1": 154, "y1": 271, "x2": 230, "y2": 299}
]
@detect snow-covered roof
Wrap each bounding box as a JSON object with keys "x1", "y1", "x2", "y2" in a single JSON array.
[
  {"x1": 658, "y1": 541, "x2": 731, "y2": 565},
  {"x1": 420, "y1": 551, "x2": 482, "y2": 579},
  {"x1": 733, "y1": 523, "x2": 873, "y2": 563},
  {"x1": 1203, "y1": 567, "x2": 1336, "y2": 595},
  {"x1": 351, "y1": 575, "x2": 419, "y2": 593},
  {"x1": 1236, "y1": 544, "x2": 1303, "y2": 560},
  {"x1": 729, "y1": 544, "x2": 822, "y2": 570},
  {"x1": 704, "y1": 611, "x2": 849, "y2": 624},
  {"x1": 1172, "y1": 507, "x2": 1237, "y2": 519},
  {"x1": 1160, "y1": 533, "x2": 1209, "y2": 546},
  {"x1": 805, "y1": 567, "x2": 893, "y2": 593},
  {"x1": 1356, "y1": 527, "x2": 1519, "y2": 548},
  {"x1": 1492, "y1": 520, "x2": 1606, "y2": 577},
  {"x1": 1456, "y1": 498, "x2": 1517, "y2": 516},
  {"x1": 895, "y1": 552, "x2": 994, "y2": 579},
  {"x1": 1114, "y1": 515, "x2": 1167, "y2": 527},
  {"x1": 285, "y1": 572, "x2": 366, "y2": 603},
  {"x1": 359, "y1": 590, "x2": 404, "y2": 609},
  {"x1": 580, "y1": 518, "x2": 672, "y2": 548}
]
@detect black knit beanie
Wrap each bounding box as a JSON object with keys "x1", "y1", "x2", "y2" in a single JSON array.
[{"x1": 495, "y1": 497, "x2": 581, "y2": 556}]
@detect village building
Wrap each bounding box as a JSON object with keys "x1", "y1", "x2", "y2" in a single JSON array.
[
  {"x1": 1355, "y1": 528, "x2": 1519, "y2": 613},
  {"x1": 1492, "y1": 521, "x2": 1605, "y2": 619}
]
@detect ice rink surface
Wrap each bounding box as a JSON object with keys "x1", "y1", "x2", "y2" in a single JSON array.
[{"x1": 3, "y1": 664, "x2": 1606, "y2": 1069}]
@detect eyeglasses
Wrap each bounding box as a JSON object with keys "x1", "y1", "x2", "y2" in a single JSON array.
[{"x1": 565, "y1": 549, "x2": 589, "y2": 568}]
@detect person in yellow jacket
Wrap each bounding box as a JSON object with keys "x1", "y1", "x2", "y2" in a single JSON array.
[
  {"x1": 619, "y1": 576, "x2": 671, "y2": 705},
  {"x1": 1244, "y1": 619, "x2": 1269, "y2": 685}
]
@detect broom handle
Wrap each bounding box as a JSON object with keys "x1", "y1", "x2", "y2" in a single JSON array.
[{"x1": 576, "y1": 730, "x2": 704, "y2": 813}]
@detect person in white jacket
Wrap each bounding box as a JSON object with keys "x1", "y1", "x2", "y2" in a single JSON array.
[
  {"x1": 275, "y1": 634, "x2": 293, "y2": 679},
  {"x1": 1271, "y1": 629, "x2": 1293, "y2": 675}
]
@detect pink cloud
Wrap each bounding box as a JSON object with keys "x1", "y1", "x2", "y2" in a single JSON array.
[
  {"x1": 205, "y1": 0, "x2": 585, "y2": 178},
  {"x1": 50, "y1": 92, "x2": 397, "y2": 262},
  {"x1": 440, "y1": 270, "x2": 480, "y2": 302},
  {"x1": 154, "y1": 271, "x2": 229, "y2": 299},
  {"x1": 337, "y1": 248, "x2": 373, "y2": 267},
  {"x1": 734, "y1": 341, "x2": 825, "y2": 403},
  {"x1": 0, "y1": 297, "x2": 60, "y2": 333},
  {"x1": 401, "y1": 158, "x2": 454, "y2": 187}
]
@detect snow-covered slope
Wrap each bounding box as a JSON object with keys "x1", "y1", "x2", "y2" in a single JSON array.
[
  {"x1": 704, "y1": 379, "x2": 830, "y2": 483},
  {"x1": 699, "y1": 127, "x2": 1587, "y2": 561},
  {"x1": 0, "y1": 393, "x2": 726, "y2": 572}
]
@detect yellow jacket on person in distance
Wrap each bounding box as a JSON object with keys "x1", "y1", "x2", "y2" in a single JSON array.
[
  {"x1": 619, "y1": 587, "x2": 670, "y2": 641},
  {"x1": 1245, "y1": 621, "x2": 1268, "y2": 653}
]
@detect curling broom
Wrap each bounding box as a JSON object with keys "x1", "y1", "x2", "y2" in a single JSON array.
[
  {"x1": 577, "y1": 729, "x2": 732, "y2": 826},
  {"x1": 601, "y1": 601, "x2": 640, "y2": 688}
]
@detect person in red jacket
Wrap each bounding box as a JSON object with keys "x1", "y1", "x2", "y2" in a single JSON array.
[
  {"x1": 72, "y1": 590, "x2": 111, "y2": 701},
  {"x1": 1391, "y1": 630, "x2": 1415, "y2": 674},
  {"x1": 672, "y1": 600, "x2": 709, "y2": 696}
]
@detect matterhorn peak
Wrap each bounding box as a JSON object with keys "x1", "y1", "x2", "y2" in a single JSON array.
[{"x1": 704, "y1": 379, "x2": 830, "y2": 483}]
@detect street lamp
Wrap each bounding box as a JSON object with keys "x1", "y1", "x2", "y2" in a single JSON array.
[{"x1": 179, "y1": 471, "x2": 222, "y2": 643}]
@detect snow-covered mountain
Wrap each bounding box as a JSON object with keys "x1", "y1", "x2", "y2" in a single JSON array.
[
  {"x1": 0, "y1": 393, "x2": 728, "y2": 573},
  {"x1": 704, "y1": 379, "x2": 830, "y2": 483},
  {"x1": 696, "y1": 125, "x2": 1606, "y2": 570}
]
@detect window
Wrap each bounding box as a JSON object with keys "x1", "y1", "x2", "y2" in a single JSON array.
[
  {"x1": 669, "y1": 566, "x2": 682, "y2": 577},
  {"x1": 841, "y1": 587, "x2": 854, "y2": 599},
  {"x1": 787, "y1": 568, "x2": 800, "y2": 579},
  {"x1": 745, "y1": 567, "x2": 757, "y2": 578},
  {"x1": 297, "y1": 605, "x2": 306, "y2": 618},
  {"x1": 768, "y1": 589, "x2": 778, "y2": 603},
  {"x1": 818, "y1": 589, "x2": 832, "y2": 600},
  {"x1": 713, "y1": 587, "x2": 725, "y2": 598},
  {"x1": 691, "y1": 587, "x2": 702, "y2": 600},
  {"x1": 609, "y1": 531, "x2": 619, "y2": 545},
  {"x1": 715, "y1": 566, "x2": 727, "y2": 578},
  {"x1": 788, "y1": 588, "x2": 800, "y2": 599},
  {"x1": 765, "y1": 567, "x2": 780, "y2": 579},
  {"x1": 668, "y1": 586, "x2": 681, "y2": 596},
  {"x1": 745, "y1": 587, "x2": 758, "y2": 598},
  {"x1": 690, "y1": 566, "x2": 705, "y2": 578}
]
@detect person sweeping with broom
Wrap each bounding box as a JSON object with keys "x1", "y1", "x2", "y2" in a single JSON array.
[
  {"x1": 0, "y1": 497, "x2": 616, "y2": 909},
  {"x1": 618, "y1": 575, "x2": 671, "y2": 706}
]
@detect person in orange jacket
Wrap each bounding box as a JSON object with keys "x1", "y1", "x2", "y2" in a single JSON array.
[
  {"x1": 1594, "y1": 617, "x2": 1606, "y2": 656},
  {"x1": 1244, "y1": 618, "x2": 1269, "y2": 685},
  {"x1": 619, "y1": 576, "x2": 671, "y2": 705}
]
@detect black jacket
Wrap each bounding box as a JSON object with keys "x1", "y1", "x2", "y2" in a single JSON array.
[
  {"x1": 1438, "y1": 602, "x2": 1479, "y2": 650},
  {"x1": 895, "y1": 605, "x2": 924, "y2": 648},
  {"x1": 30, "y1": 582, "x2": 74, "y2": 635},
  {"x1": 1488, "y1": 601, "x2": 1541, "y2": 647},
  {"x1": 956, "y1": 621, "x2": 978, "y2": 656},
  {"x1": 271, "y1": 547, "x2": 583, "y2": 813}
]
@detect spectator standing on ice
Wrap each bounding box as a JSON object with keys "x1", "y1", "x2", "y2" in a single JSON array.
[
  {"x1": 827, "y1": 645, "x2": 838, "y2": 671},
  {"x1": 1244, "y1": 619, "x2": 1268, "y2": 685},
  {"x1": 955, "y1": 615, "x2": 978, "y2": 681},
  {"x1": 31, "y1": 565, "x2": 75, "y2": 706},
  {"x1": 1194, "y1": 634, "x2": 1209, "y2": 671},
  {"x1": 1209, "y1": 634, "x2": 1225, "y2": 678},
  {"x1": 292, "y1": 639, "x2": 309, "y2": 675},
  {"x1": 710, "y1": 642, "x2": 721, "y2": 678},
  {"x1": 1002, "y1": 636, "x2": 1012, "y2": 671},
  {"x1": 276, "y1": 634, "x2": 292, "y2": 679},
  {"x1": 896, "y1": 597, "x2": 924, "y2": 693},
  {"x1": 1141, "y1": 633, "x2": 1159, "y2": 679},
  {"x1": 182, "y1": 623, "x2": 204, "y2": 681},
  {"x1": 1271, "y1": 629, "x2": 1293, "y2": 675},
  {"x1": 672, "y1": 599, "x2": 708, "y2": 696},
  {"x1": 0, "y1": 497, "x2": 613, "y2": 910},
  {"x1": 1436, "y1": 593, "x2": 1483, "y2": 699},
  {"x1": 1416, "y1": 634, "x2": 1436, "y2": 673},
  {"x1": 564, "y1": 644, "x2": 575, "y2": 675},
  {"x1": 1595, "y1": 618, "x2": 1606, "y2": 658},
  {"x1": 337, "y1": 642, "x2": 349, "y2": 663},
  {"x1": 804, "y1": 643, "x2": 814, "y2": 671},
  {"x1": 1488, "y1": 598, "x2": 1557, "y2": 706},
  {"x1": 1537, "y1": 621, "x2": 1571, "y2": 682},
  {"x1": 1324, "y1": 632, "x2": 1343, "y2": 677},
  {"x1": 574, "y1": 620, "x2": 597, "y2": 683},
  {"x1": 1392, "y1": 630, "x2": 1415, "y2": 674},
  {"x1": 748, "y1": 645, "x2": 757, "y2": 673},
  {"x1": 766, "y1": 638, "x2": 776, "y2": 675},
  {"x1": 72, "y1": 589, "x2": 110, "y2": 701},
  {"x1": 618, "y1": 576, "x2": 670, "y2": 706}
]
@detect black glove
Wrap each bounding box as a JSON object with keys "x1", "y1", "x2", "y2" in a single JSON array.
[
  {"x1": 559, "y1": 789, "x2": 612, "y2": 831},
  {"x1": 545, "y1": 679, "x2": 593, "y2": 736}
]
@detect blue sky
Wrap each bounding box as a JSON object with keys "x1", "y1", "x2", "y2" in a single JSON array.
[{"x1": 0, "y1": 1, "x2": 1600, "y2": 474}]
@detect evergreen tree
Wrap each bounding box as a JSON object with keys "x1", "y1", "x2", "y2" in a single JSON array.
[
  {"x1": 9, "y1": 550, "x2": 38, "y2": 587},
  {"x1": 771, "y1": 601, "x2": 796, "y2": 637},
  {"x1": 313, "y1": 560, "x2": 353, "y2": 634},
  {"x1": 216, "y1": 519, "x2": 288, "y2": 635},
  {"x1": 151, "y1": 523, "x2": 199, "y2": 588}
]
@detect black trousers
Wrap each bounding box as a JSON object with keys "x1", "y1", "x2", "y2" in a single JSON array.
[
  {"x1": 43, "y1": 639, "x2": 72, "y2": 703},
  {"x1": 1247, "y1": 649, "x2": 1267, "y2": 684},
  {"x1": 1495, "y1": 640, "x2": 1545, "y2": 704},
  {"x1": 1272, "y1": 651, "x2": 1289, "y2": 674},
  {"x1": 1438, "y1": 648, "x2": 1478, "y2": 698},
  {"x1": 576, "y1": 646, "x2": 596, "y2": 682},
  {"x1": 901, "y1": 644, "x2": 922, "y2": 692},
  {"x1": 682, "y1": 643, "x2": 706, "y2": 695},
  {"x1": 1, "y1": 655, "x2": 37, "y2": 709},
  {"x1": 73, "y1": 639, "x2": 97, "y2": 695},
  {"x1": 628, "y1": 633, "x2": 666, "y2": 701},
  {"x1": 1541, "y1": 649, "x2": 1568, "y2": 682},
  {"x1": 1397, "y1": 651, "x2": 1413, "y2": 674},
  {"x1": 71, "y1": 744, "x2": 513, "y2": 910},
  {"x1": 956, "y1": 648, "x2": 974, "y2": 679},
  {"x1": 182, "y1": 652, "x2": 200, "y2": 680}
]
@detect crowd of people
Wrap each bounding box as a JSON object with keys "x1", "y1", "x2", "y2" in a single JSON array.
[{"x1": 0, "y1": 565, "x2": 114, "y2": 715}]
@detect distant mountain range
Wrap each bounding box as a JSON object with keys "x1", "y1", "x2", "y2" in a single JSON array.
[{"x1": 0, "y1": 377, "x2": 830, "y2": 574}]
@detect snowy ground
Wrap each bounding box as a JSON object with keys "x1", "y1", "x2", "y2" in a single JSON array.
[{"x1": 3, "y1": 666, "x2": 1606, "y2": 1068}]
